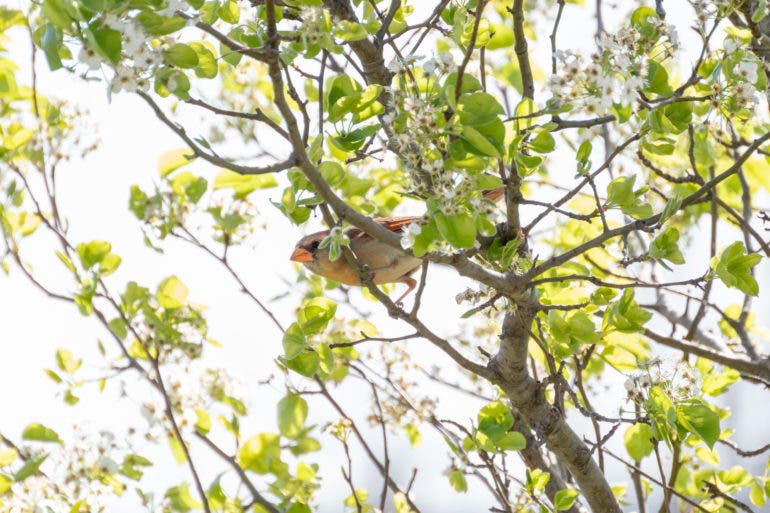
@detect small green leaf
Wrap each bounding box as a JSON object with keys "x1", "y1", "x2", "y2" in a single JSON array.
[
  {"x1": 554, "y1": 488, "x2": 580, "y2": 510},
  {"x1": 22, "y1": 423, "x2": 61, "y2": 444},
  {"x1": 435, "y1": 212, "x2": 476, "y2": 249},
  {"x1": 496, "y1": 431, "x2": 526, "y2": 451},
  {"x1": 277, "y1": 394, "x2": 308, "y2": 439},
  {"x1": 603, "y1": 289, "x2": 652, "y2": 333},
  {"x1": 14, "y1": 454, "x2": 47, "y2": 481},
  {"x1": 218, "y1": 0, "x2": 239, "y2": 23},
  {"x1": 165, "y1": 43, "x2": 199, "y2": 68},
  {"x1": 449, "y1": 469, "x2": 467, "y2": 492},
  {"x1": 0, "y1": 447, "x2": 18, "y2": 466},
  {"x1": 282, "y1": 322, "x2": 306, "y2": 360},
  {"x1": 676, "y1": 400, "x2": 720, "y2": 448},
  {"x1": 40, "y1": 23, "x2": 62, "y2": 70},
  {"x1": 606, "y1": 175, "x2": 653, "y2": 219},
  {"x1": 0, "y1": 474, "x2": 10, "y2": 493},
  {"x1": 298, "y1": 297, "x2": 337, "y2": 334},
  {"x1": 156, "y1": 275, "x2": 188, "y2": 309},
  {"x1": 76, "y1": 240, "x2": 111, "y2": 269},
  {"x1": 649, "y1": 227, "x2": 684, "y2": 269},
  {"x1": 158, "y1": 148, "x2": 195, "y2": 176},
  {"x1": 404, "y1": 424, "x2": 422, "y2": 448},
  {"x1": 710, "y1": 241, "x2": 761, "y2": 296},
  {"x1": 56, "y1": 348, "x2": 81, "y2": 374},
  {"x1": 237, "y1": 433, "x2": 282, "y2": 474},
  {"x1": 624, "y1": 423, "x2": 654, "y2": 461},
  {"x1": 456, "y1": 92, "x2": 504, "y2": 127},
  {"x1": 477, "y1": 401, "x2": 513, "y2": 442},
  {"x1": 214, "y1": 170, "x2": 278, "y2": 198}
]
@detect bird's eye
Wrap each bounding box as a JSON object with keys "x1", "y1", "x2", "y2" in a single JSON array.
[{"x1": 309, "y1": 240, "x2": 320, "y2": 251}]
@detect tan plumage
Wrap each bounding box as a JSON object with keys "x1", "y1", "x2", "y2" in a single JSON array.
[{"x1": 290, "y1": 187, "x2": 505, "y2": 304}]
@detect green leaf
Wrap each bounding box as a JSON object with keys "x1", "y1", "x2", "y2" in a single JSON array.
[
  {"x1": 496, "y1": 431, "x2": 526, "y2": 451},
  {"x1": 76, "y1": 240, "x2": 111, "y2": 269},
  {"x1": 477, "y1": 401, "x2": 513, "y2": 442},
  {"x1": 277, "y1": 394, "x2": 308, "y2": 439},
  {"x1": 165, "y1": 43, "x2": 199, "y2": 68},
  {"x1": 195, "y1": 409, "x2": 211, "y2": 435},
  {"x1": 404, "y1": 423, "x2": 422, "y2": 448},
  {"x1": 214, "y1": 169, "x2": 278, "y2": 198},
  {"x1": 649, "y1": 227, "x2": 685, "y2": 269},
  {"x1": 334, "y1": 20, "x2": 368, "y2": 41},
  {"x1": 456, "y1": 92, "x2": 504, "y2": 127},
  {"x1": 168, "y1": 436, "x2": 187, "y2": 464},
  {"x1": 603, "y1": 289, "x2": 652, "y2": 333},
  {"x1": 91, "y1": 26, "x2": 121, "y2": 64},
  {"x1": 22, "y1": 423, "x2": 62, "y2": 444},
  {"x1": 548, "y1": 310, "x2": 601, "y2": 357},
  {"x1": 158, "y1": 148, "x2": 195, "y2": 176},
  {"x1": 14, "y1": 453, "x2": 47, "y2": 481},
  {"x1": 156, "y1": 275, "x2": 188, "y2": 309},
  {"x1": 606, "y1": 175, "x2": 653, "y2": 219},
  {"x1": 55, "y1": 250, "x2": 77, "y2": 274},
  {"x1": 237, "y1": 433, "x2": 282, "y2": 474},
  {"x1": 99, "y1": 252, "x2": 122, "y2": 275},
  {"x1": 189, "y1": 42, "x2": 217, "y2": 79},
  {"x1": 56, "y1": 348, "x2": 81, "y2": 374},
  {"x1": 449, "y1": 469, "x2": 467, "y2": 492},
  {"x1": 529, "y1": 130, "x2": 555, "y2": 154},
  {"x1": 318, "y1": 161, "x2": 345, "y2": 187},
  {"x1": 282, "y1": 322, "x2": 307, "y2": 360},
  {"x1": 554, "y1": 488, "x2": 580, "y2": 510},
  {"x1": 0, "y1": 447, "x2": 18, "y2": 466},
  {"x1": 527, "y1": 468, "x2": 551, "y2": 492},
  {"x1": 40, "y1": 23, "x2": 62, "y2": 70},
  {"x1": 701, "y1": 368, "x2": 740, "y2": 396},
  {"x1": 218, "y1": 0, "x2": 239, "y2": 23},
  {"x1": 0, "y1": 474, "x2": 10, "y2": 493},
  {"x1": 298, "y1": 297, "x2": 337, "y2": 334},
  {"x1": 624, "y1": 423, "x2": 654, "y2": 461},
  {"x1": 284, "y1": 351, "x2": 320, "y2": 377},
  {"x1": 710, "y1": 241, "x2": 761, "y2": 296},
  {"x1": 460, "y1": 125, "x2": 500, "y2": 157},
  {"x1": 435, "y1": 212, "x2": 476, "y2": 249},
  {"x1": 676, "y1": 400, "x2": 720, "y2": 448},
  {"x1": 166, "y1": 482, "x2": 202, "y2": 512}
]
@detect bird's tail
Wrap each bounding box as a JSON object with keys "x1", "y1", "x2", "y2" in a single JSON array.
[{"x1": 482, "y1": 186, "x2": 506, "y2": 203}]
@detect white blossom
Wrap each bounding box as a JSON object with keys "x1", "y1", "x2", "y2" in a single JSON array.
[
  {"x1": 110, "y1": 65, "x2": 141, "y2": 94},
  {"x1": 734, "y1": 60, "x2": 758, "y2": 84},
  {"x1": 400, "y1": 223, "x2": 422, "y2": 250},
  {"x1": 78, "y1": 45, "x2": 103, "y2": 70}
]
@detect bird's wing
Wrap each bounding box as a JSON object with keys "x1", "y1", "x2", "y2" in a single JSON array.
[{"x1": 347, "y1": 216, "x2": 422, "y2": 241}]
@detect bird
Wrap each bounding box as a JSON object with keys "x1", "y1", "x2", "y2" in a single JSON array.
[{"x1": 290, "y1": 187, "x2": 505, "y2": 305}]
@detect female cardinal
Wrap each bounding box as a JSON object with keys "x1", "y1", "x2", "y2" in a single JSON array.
[{"x1": 290, "y1": 187, "x2": 505, "y2": 304}]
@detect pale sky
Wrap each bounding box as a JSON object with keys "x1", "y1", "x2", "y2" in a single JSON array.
[{"x1": 2, "y1": 1, "x2": 769, "y2": 511}]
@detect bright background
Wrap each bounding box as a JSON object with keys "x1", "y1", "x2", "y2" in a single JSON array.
[{"x1": 2, "y1": 1, "x2": 769, "y2": 511}]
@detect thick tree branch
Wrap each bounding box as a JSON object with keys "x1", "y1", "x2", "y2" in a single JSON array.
[{"x1": 490, "y1": 308, "x2": 622, "y2": 513}]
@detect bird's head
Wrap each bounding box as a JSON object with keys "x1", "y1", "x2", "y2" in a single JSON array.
[{"x1": 290, "y1": 232, "x2": 328, "y2": 264}]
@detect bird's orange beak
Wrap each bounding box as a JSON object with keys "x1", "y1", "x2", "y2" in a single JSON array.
[{"x1": 290, "y1": 246, "x2": 314, "y2": 263}]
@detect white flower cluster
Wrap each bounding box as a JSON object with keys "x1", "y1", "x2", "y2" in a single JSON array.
[
  {"x1": 624, "y1": 359, "x2": 700, "y2": 401},
  {"x1": 387, "y1": 93, "x2": 499, "y2": 222},
  {"x1": 141, "y1": 366, "x2": 206, "y2": 438},
  {"x1": 690, "y1": 0, "x2": 732, "y2": 26},
  {"x1": 722, "y1": 38, "x2": 761, "y2": 110},
  {"x1": 6, "y1": 427, "x2": 122, "y2": 513},
  {"x1": 550, "y1": 18, "x2": 678, "y2": 115},
  {"x1": 297, "y1": 6, "x2": 330, "y2": 48},
  {"x1": 400, "y1": 223, "x2": 421, "y2": 250},
  {"x1": 387, "y1": 53, "x2": 455, "y2": 76},
  {"x1": 202, "y1": 367, "x2": 244, "y2": 404}
]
